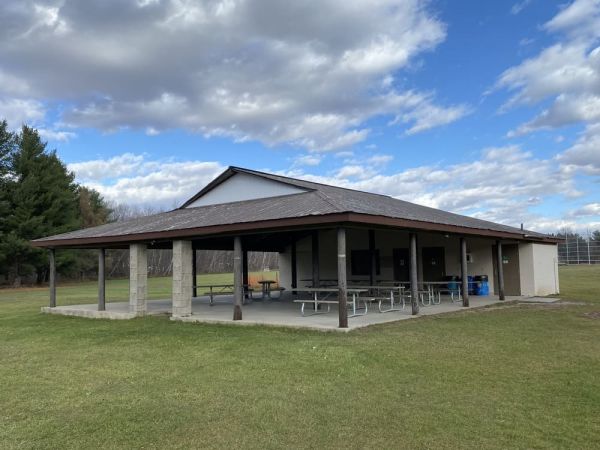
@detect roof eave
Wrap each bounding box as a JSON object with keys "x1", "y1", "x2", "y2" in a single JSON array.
[{"x1": 30, "y1": 212, "x2": 560, "y2": 249}]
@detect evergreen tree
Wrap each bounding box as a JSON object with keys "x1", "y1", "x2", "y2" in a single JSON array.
[
  {"x1": 1, "y1": 126, "x2": 80, "y2": 285},
  {"x1": 0, "y1": 121, "x2": 17, "y2": 274}
]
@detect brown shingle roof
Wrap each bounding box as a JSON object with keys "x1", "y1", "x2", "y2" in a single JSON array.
[{"x1": 33, "y1": 166, "x2": 555, "y2": 247}]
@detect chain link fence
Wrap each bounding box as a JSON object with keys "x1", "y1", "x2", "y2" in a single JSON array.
[{"x1": 558, "y1": 233, "x2": 600, "y2": 265}]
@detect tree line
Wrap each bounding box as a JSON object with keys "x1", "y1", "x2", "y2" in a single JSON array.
[{"x1": 0, "y1": 121, "x2": 277, "y2": 287}]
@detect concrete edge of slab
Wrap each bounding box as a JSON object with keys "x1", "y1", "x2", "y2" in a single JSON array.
[
  {"x1": 41, "y1": 297, "x2": 517, "y2": 332},
  {"x1": 41, "y1": 306, "x2": 137, "y2": 320},
  {"x1": 518, "y1": 296, "x2": 561, "y2": 303},
  {"x1": 170, "y1": 315, "x2": 353, "y2": 333}
]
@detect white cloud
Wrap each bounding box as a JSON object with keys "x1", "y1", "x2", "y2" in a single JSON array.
[
  {"x1": 511, "y1": 0, "x2": 533, "y2": 15},
  {"x1": 568, "y1": 202, "x2": 600, "y2": 217},
  {"x1": 70, "y1": 154, "x2": 224, "y2": 206},
  {"x1": 293, "y1": 154, "x2": 322, "y2": 167},
  {"x1": 335, "y1": 164, "x2": 376, "y2": 180},
  {"x1": 0, "y1": 98, "x2": 45, "y2": 129},
  {"x1": 0, "y1": 0, "x2": 468, "y2": 151},
  {"x1": 544, "y1": 0, "x2": 600, "y2": 38},
  {"x1": 68, "y1": 153, "x2": 146, "y2": 180},
  {"x1": 558, "y1": 123, "x2": 600, "y2": 174},
  {"x1": 367, "y1": 154, "x2": 394, "y2": 165},
  {"x1": 496, "y1": 0, "x2": 600, "y2": 179},
  {"x1": 386, "y1": 90, "x2": 471, "y2": 135},
  {"x1": 37, "y1": 128, "x2": 76, "y2": 142}
]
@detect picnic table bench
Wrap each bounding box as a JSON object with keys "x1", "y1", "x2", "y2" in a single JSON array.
[
  {"x1": 196, "y1": 284, "x2": 254, "y2": 306},
  {"x1": 348, "y1": 285, "x2": 406, "y2": 313},
  {"x1": 293, "y1": 287, "x2": 368, "y2": 317}
]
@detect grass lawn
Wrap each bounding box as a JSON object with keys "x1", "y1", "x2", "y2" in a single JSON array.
[{"x1": 0, "y1": 267, "x2": 599, "y2": 449}]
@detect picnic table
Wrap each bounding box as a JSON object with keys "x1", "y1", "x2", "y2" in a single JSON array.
[
  {"x1": 196, "y1": 283, "x2": 254, "y2": 306},
  {"x1": 348, "y1": 285, "x2": 406, "y2": 313},
  {"x1": 293, "y1": 287, "x2": 368, "y2": 317},
  {"x1": 256, "y1": 280, "x2": 284, "y2": 299},
  {"x1": 299, "y1": 278, "x2": 338, "y2": 287}
]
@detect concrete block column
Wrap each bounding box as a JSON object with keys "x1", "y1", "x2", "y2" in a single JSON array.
[
  {"x1": 172, "y1": 240, "x2": 193, "y2": 317},
  {"x1": 129, "y1": 243, "x2": 148, "y2": 316}
]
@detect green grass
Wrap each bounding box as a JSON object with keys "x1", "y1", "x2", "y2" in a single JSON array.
[
  {"x1": 0, "y1": 267, "x2": 599, "y2": 449},
  {"x1": 554, "y1": 265, "x2": 600, "y2": 303}
]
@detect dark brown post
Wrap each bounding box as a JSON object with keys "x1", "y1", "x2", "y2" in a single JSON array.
[
  {"x1": 192, "y1": 247, "x2": 197, "y2": 298},
  {"x1": 98, "y1": 248, "x2": 105, "y2": 311},
  {"x1": 369, "y1": 229, "x2": 376, "y2": 286},
  {"x1": 409, "y1": 233, "x2": 419, "y2": 315},
  {"x1": 496, "y1": 240, "x2": 505, "y2": 301},
  {"x1": 49, "y1": 248, "x2": 56, "y2": 308},
  {"x1": 460, "y1": 237, "x2": 469, "y2": 307},
  {"x1": 291, "y1": 240, "x2": 297, "y2": 293},
  {"x1": 233, "y1": 236, "x2": 243, "y2": 320},
  {"x1": 311, "y1": 230, "x2": 320, "y2": 287},
  {"x1": 337, "y1": 228, "x2": 348, "y2": 328},
  {"x1": 242, "y1": 249, "x2": 249, "y2": 298}
]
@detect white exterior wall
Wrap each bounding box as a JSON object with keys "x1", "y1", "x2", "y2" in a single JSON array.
[
  {"x1": 278, "y1": 229, "x2": 495, "y2": 293},
  {"x1": 533, "y1": 243, "x2": 560, "y2": 295},
  {"x1": 518, "y1": 243, "x2": 536, "y2": 296},
  {"x1": 519, "y1": 242, "x2": 560, "y2": 296},
  {"x1": 187, "y1": 172, "x2": 305, "y2": 207}
]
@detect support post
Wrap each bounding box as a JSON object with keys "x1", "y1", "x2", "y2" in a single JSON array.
[
  {"x1": 242, "y1": 249, "x2": 249, "y2": 299},
  {"x1": 129, "y1": 243, "x2": 148, "y2": 316},
  {"x1": 409, "y1": 233, "x2": 419, "y2": 315},
  {"x1": 311, "y1": 230, "x2": 320, "y2": 288},
  {"x1": 369, "y1": 229, "x2": 376, "y2": 286},
  {"x1": 233, "y1": 236, "x2": 243, "y2": 320},
  {"x1": 291, "y1": 240, "x2": 297, "y2": 293},
  {"x1": 460, "y1": 237, "x2": 469, "y2": 307},
  {"x1": 496, "y1": 240, "x2": 505, "y2": 301},
  {"x1": 192, "y1": 247, "x2": 197, "y2": 298},
  {"x1": 98, "y1": 248, "x2": 105, "y2": 311},
  {"x1": 49, "y1": 248, "x2": 56, "y2": 308},
  {"x1": 337, "y1": 228, "x2": 348, "y2": 328},
  {"x1": 172, "y1": 240, "x2": 193, "y2": 317}
]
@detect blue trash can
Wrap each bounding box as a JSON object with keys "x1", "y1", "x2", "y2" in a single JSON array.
[
  {"x1": 467, "y1": 275, "x2": 476, "y2": 295},
  {"x1": 474, "y1": 275, "x2": 489, "y2": 296}
]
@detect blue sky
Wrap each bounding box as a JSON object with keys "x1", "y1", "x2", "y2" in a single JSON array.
[{"x1": 1, "y1": 0, "x2": 599, "y2": 232}]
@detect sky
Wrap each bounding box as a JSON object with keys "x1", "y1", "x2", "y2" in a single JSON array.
[{"x1": 1, "y1": 0, "x2": 599, "y2": 233}]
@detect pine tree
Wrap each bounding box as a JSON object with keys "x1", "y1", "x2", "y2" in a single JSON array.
[
  {"x1": 1, "y1": 126, "x2": 80, "y2": 285},
  {"x1": 0, "y1": 121, "x2": 17, "y2": 275}
]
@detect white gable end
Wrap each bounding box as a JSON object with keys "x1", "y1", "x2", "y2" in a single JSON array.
[{"x1": 186, "y1": 172, "x2": 307, "y2": 208}]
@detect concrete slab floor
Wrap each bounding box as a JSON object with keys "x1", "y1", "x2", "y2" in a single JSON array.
[{"x1": 41, "y1": 294, "x2": 528, "y2": 331}]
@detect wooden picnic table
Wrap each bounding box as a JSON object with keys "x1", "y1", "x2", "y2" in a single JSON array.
[
  {"x1": 293, "y1": 287, "x2": 368, "y2": 317},
  {"x1": 257, "y1": 280, "x2": 276, "y2": 299}
]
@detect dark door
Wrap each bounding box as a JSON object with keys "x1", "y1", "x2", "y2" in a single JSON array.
[
  {"x1": 422, "y1": 247, "x2": 445, "y2": 281},
  {"x1": 492, "y1": 244, "x2": 521, "y2": 296},
  {"x1": 393, "y1": 248, "x2": 410, "y2": 282}
]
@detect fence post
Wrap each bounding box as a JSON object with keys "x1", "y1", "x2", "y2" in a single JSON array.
[{"x1": 587, "y1": 229, "x2": 591, "y2": 265}]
